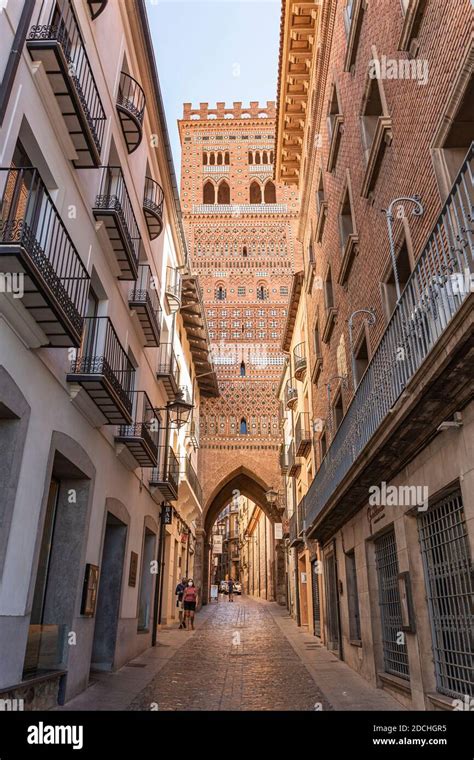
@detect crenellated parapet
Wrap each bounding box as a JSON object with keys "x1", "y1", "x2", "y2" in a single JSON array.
[{"x1": 182, "y1": 101, "x2": 276, "y2": 120}]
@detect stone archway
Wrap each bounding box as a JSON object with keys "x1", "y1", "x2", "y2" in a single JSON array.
[{"x1": 194, "y1": 466, "x2": 285, "y2": 605}]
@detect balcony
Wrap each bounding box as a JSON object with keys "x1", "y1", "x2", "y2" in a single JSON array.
[
  {"x1": 305, "y1": 148, "x2": 473, "y2": 542},
  {"x1": 87, "y1": 1, "x2": 108, "y2": 19},
  {"x1": 27, "y1": 1, "x2": 106, "y2": 167},
  {"x1": 297, "y1": 496, "x2": 306, "y2": 537},
  {"x1": 156, "y1": 342, "x2": 180, "y2": 398},
  {"x1": 67, "y1": 316, "x2": 135, "y2": 424},
  {"x1": 116, "y1": 72, "x2": 145, "y2": 154},
  {"x1": 287, "y1": 443, "x2": 302, "y2": 477},
  {"x1": 293, "y1": 342, "x2": 307, "y2": 381},
  {"x1": 149, "y1": 446, "x2": 179, "y2": 502},
  {"x1": 165, "y1": 266, "x2": 182, "y2": 313},
  {"x1": 180, "y1": 455, "x2": 203, "y2": 508},
  {"x1": 115, "y1": 391, "x2": 159, "y2": 468},
  {"x1": 0, "y1": 167, "x2": 89, "y2": 347},
  {"x1": 285, "y1": 379, "x2": 298, "y2": 410},
  {"x1": 279, "y1": 443, "x2": 289, "y2": 474},
  {"x1": 93, "y1": 166, "x2": 141, "y2": 280},
  {"x1": 288, "y1": 511, "x2": 303, "y2": 548},
  {"x1": 128, "y1": 265, "x2": 161, "y2": 347},
  {"x1": 143, "y1": 177, "x2": 164, "y2": 240},
  {"x1": 295, "y1": 412, "x2": 311, "y2": 456},
  {"x1": 187, "y1": 415, "x2": 200, "y2": 448}
]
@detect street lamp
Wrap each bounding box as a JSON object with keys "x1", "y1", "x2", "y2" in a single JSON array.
[
  {"x1": 265, "y1": 488, "x2": 279, "y2": 506},
  {"x1": 165, "y1": 390, "x2": 193, "y2": 429}
]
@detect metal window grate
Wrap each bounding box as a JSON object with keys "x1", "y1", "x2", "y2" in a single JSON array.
[
  {"x1": 418, "y1": 490, "x2": 473, "y2": 699},
  {"x1": 375, "y1": 531, "x2": 410, "y2": 680},
  {"x1": 312, "y1": 561, "x2": 321, "y2": 637}
]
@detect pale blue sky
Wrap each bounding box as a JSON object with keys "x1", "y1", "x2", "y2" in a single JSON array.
[{"x1": 147, "y1": 0, "x2": 281, "y2": 181}]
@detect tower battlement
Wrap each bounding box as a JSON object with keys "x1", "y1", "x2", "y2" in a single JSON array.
[{"x1": 182, "y1": 101, "x2": 276, "y2": 121}]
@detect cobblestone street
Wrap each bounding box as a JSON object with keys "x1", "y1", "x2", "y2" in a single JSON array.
[{"x1": 128, "y1": 597, "x2": 329, "y2": 711}]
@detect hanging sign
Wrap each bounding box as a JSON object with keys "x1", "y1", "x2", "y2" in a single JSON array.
[
  {"x1": 274, "y1": 523, "x2": 283, "y2": 539},
  {"x1": 213, "y1": 535, "x2": 223, "y2": 554}
]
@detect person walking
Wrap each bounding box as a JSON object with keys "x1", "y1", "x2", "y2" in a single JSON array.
[
  {"x1": 183, "y1": 579, "x2": 198, "y2": 630},
  {"x1": 228, "y1": 578, "x2": 234, "y2": 602},
  {"x1": 175, "y1": 577, "x2": 187, "y2": 629}
]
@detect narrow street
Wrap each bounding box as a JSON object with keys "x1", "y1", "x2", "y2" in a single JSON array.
[{"x1": 57, "y1": 597, "x2": 403, "y2": 712}]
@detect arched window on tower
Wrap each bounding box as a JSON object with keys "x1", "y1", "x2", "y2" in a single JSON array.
[
  {"x1": 217, "y1": 152, "x2": 223, "y2": 165},
  {"x1": 203, "y1": 180, "x2": 215, "y2": 204},
  {"x1": 203, "y1": 152, "x2": 208, "y2": 165},
  {"x1": 217, "y1": 180, "x2": 230, "y2": 204},
  {"x1": 248, "y1": 151, "x2": 253, "y2": 164},
  {"x1": 249, "y1": 181, "x2": 262, "y2": 204},
  {"x1": 210, "y1": 152, "x2": 215, "y2": 165},
  {"x1": 255, "y1": 152, "x2": 261, "y2": 165},
  {"x1": 262, "y1": 151, "x2": 268, "y2": 164},
  {"x1": 257, "y1": 284, "x2": 268, "y2": 301},
  {"x1": 264, "y1": 180, "x2": 276, "y2": 203},
  {"x1": 242, "y1": 246, "x2": 248, "y2": 257},
  {"x1": 240, "y1": 361, "x2": 246, "y2": 377},
  {"x1": 239, "y1": 417, "x2": 248, "y2": 434},
  {"x1": 224, "y1": 152, "x2": 230, "y2": 165}
]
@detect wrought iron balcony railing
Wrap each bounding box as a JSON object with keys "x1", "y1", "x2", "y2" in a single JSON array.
[
  {"x1": 149, "y1": 446, "x2": 179, "y2": 501},
  {"x1": 181, "y1": 455, "x2": 203, "y2": 507},
  {"x1": 285, "y1": 379, "x2": 298, "y2": 410},
  {"x1": 115, "y1": 391, "x2": 159, "y2": 467},
  {"x1": 297, "y1": 495, "x2": 306, "y2": 537},
  {"x1": 288, "y1": 511, "x2": 303, "y2": 547},
  {"x1": 306, "y1": 147, "x2": 473, "y2": 533},
  {"x1": 287, "y1": 442, "x2": 302, "y2": 477},
  {"x1": 293, "y1": 341, "x2": 307, "y2": 380},
  {"x1": 93, "y1": 166, "x2": 141, "y2": 280},
  {"x1": 117, "y1": 72, "x2": 145, "y2": 154},
  {"x1": 143, "y1": 176, "x2": 164, "y2": 240},
  {"x1": 27, "y1": 0, "x2": 106, "y2": 167},
  {"x1": 67, "y1": 316, "x2": 135, "y2": 424},
  {"x1": 295, "y1": 412, "x2": 311, "y2": 456},
  {"x1": 128, "y1": 264, "x2": 162, "y2": 347},
  {"x1": 156, "y1": 342, "x2": 180, "y2": 398},
  {"x1": 165, "y1": 266, "x2": 182, "y2": 313},
  {"x1": 279, "y1": 443, "x2": 289, "y2": 473},
  {"x1": 0, "y1": 167, "x2": 90, "y2": 347},
  {"x1": 187, "y1": 415, "x2": 200, "y2": 448}
]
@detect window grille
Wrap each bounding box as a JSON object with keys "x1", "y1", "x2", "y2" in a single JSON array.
[
  {"x1": 418, "y1": 490, "x2": 473, "y2": 698},
  {"x1": 374, "y1": 530, "x2": 410, "y2": 680}
]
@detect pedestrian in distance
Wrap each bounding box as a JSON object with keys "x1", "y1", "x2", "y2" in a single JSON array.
[
  {"x1": 175, "y1": 577, "x2": 187, "y2": 629},
  {"x1": 228, "y1": 578, "x2": 234, "y2": 602},
  {"x1": 183, "y1": 579, "x2": 198, "y2": 629}
]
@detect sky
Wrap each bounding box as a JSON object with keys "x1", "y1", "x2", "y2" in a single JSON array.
[{"x1": 147, "y1": 0, "x2": 281, "y2": 182}]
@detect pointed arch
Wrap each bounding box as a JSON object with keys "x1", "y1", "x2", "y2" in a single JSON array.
[
  {"x1": 249, "y1": 180, "x2": 262, "y2": 204},
  {"x1": 209, "y1": 152, "x2": 215, "y2": 165},
  {"x1": 239, "y1": 417, "x2": 248, "y2": 434},
  {"x1": 203, "y1": 180, "x2": 215, "y2": 204},
  {"x1": 217, "y1": 152, "x2": 223, "y2": 165},
  {"x1": 217, "y1": 180, "x2": 230, "y2": 204},
  {"x1": 264, "y1": 180, "x2": 276, "y2": 203}
]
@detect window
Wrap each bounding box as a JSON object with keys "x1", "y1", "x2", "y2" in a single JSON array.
[
  {"x1": 203, "y1": 180, "x2": 215, "y2": 204},
  {"x1": 240, "y1": 361, "x2": 246, "y2": 377},
  {"x1": 215, "y1": 285, "x2": 226, "y2": 301},
  {"x1": 264, "y1": 181, "x2": 276, "y2": 203},
  {"x1": 339, "y1": 185, "x2": 355, "y2": 250},
  {"x1": 314, "y1": 323, "x2": 322, "y2": 358},
  {"x1": 343, "y1": 0, "x2": 366, "y2": 72},
  {"x1": 203, "y1": 152, "x2": 208, "y2": 165},
  {"x1": 257, "y1": 285, "x2": 268, "y2": 301},
  {"x1": 381, "y1": 237, "x2": 413, "y2": 321},
  {"x1": 345, "y1": 551, "x2": 361, "y2": 641},
  {"x1": 224, "y1": 152, "x2": 230, "y2": 165},
  {"x1": 327, "y1": 84, "x2": 343, "y2": 171},
  {"x1": 217, "y1": 180, "x2": 230, "y2": 204},
  {"x1": 324, "y1": 267, "x2": 334, "y2": 310},
  {"x1": 250, "y1": 181, "x2": 262, "y2": 204},
  {"x1": 332, "y1": 390, "x2": 344, "y2": 431},
  {"x1": 280, "y1": 286, "x2": 288, "y2": 296},
  {"x1": 374, "y1": 531, "x2": 410, "y2": 679},
  {"x1": 209, "y1": 152, "x2": 215, "y2": 165},
  {"x1": 237, "y1": 287, "x2": 246, "y2": 296},
  {"x1": 248, "y1": 151, "x2": 253, "y2": 164},
  {"x1": 432, "y1": 67, "x2": 473, "y2": 196},
  {"x1": 360, "y1": 70, "x2": 392, "y2": 197},
  {"x1": 353, "y1": 332, "x2": 369, "y2": 387},
  {"x1": 361, "y1": 77, "x2": 383, "y2": 161},
  {"x1": 337, "y1": 181, "x2": 358, "y2": 284},
  {"x1": 239, "y1": 417, "x2": 248, "y2": 434},
  {"x1": 242, "y1": 246, "x2": 248, "y2": 257}
]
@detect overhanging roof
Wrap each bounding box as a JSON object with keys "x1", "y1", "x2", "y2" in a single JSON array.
[
  {"x1": 281, "y1": 270, "x2": 304, "y2": 351},
  {"x1": 181, "y1": 275, "x2": 219, "y2": 398}
]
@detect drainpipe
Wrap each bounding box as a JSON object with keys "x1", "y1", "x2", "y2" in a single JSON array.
[{"x1": 294, "y1": 548, "x2": 301, "y2": 627}]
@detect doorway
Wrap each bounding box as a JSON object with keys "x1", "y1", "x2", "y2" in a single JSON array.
[
  {"x1": 91, "y1": 513, "x2": 127, "y2": 670},
  {"x1": 324, "y1": 544, "x2": 342, "y2": 658}
]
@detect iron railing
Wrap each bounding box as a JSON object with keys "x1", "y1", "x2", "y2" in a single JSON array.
[
  {"x1": 279, "y1": 442, "x2": 289, "y2": 473},
  {"x1": 117, "y1": 390, "x2": 159, "y2": 454},
  {"x1": 117, "y1": 71, "x2": 145, "y2": 127},
  {"x1": 285, "y1": 379, "x2": 298, "y2": 409},
  {"x1": 306, "y1": 147, "x2": 473, "y2": 531},
  {"x1": 293, "y1": 342, "x2": 307, "y2": 378},
  {"x1": 129, "y1": 264, "x2": 161, "y2": 338},
  {"x1": 297, "y1": 495, "x2": 306, "y2": 537},
  {"x1": 166, "y1": 265, "x2": 182, "y2": 302},
  {"x1": 95, "y1": 165, "x2": 141, "y2": 268},
  {"x1": 28, "y1": 0, "x2": 106, "y2": 155},
  {"x1": 150, "y1": 445, "x2": 179, "y2": 493},
  {"x1": 0, "y1": 167, "x2": 90, "y2": 336},
  {"x1": 143, "y1": 176, "x2": 164, "y2": 220},
  {"x1": 181, "y1": 455, "x2": 203, "y2": 506},
  {"x1": 70, "y1": 316, "x2": 135, "y2": 414},
  {"x1": 295, "y1": 411, "x2": 311, "y2": 455},
  {"x1": 157, "y1": 342, "x2": 179, "y2": 385}
]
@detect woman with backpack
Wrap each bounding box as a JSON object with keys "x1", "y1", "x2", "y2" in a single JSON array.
[{"x1": 182, "y1": 579, "x2": 198, "y2": 630}]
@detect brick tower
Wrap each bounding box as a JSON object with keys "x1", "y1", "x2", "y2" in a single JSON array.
[{"x1": 178, "y1": 102, "x2": 299, "y2": 560}]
